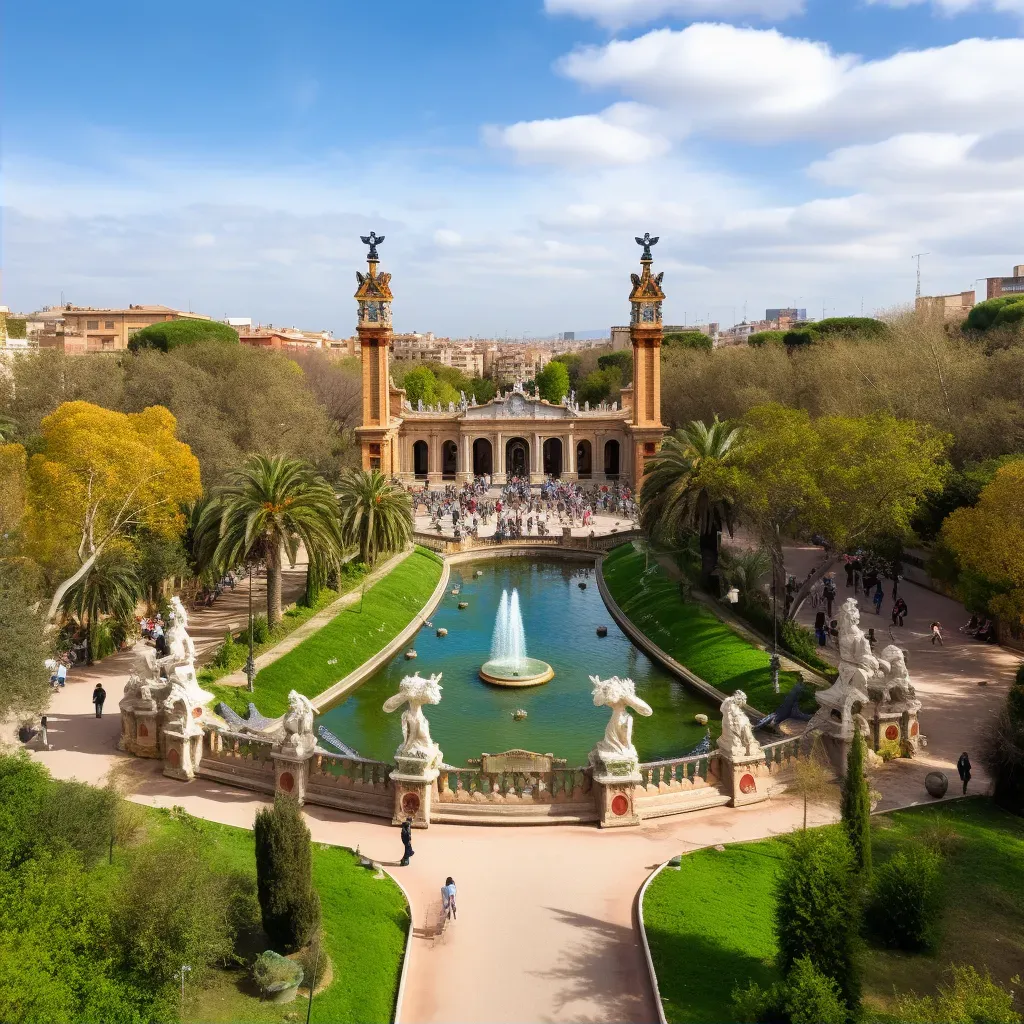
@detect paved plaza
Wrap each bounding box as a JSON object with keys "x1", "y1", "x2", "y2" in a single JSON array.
[{"x1": 9, "y1": 544, "x2": 1021, "y2": 1024}]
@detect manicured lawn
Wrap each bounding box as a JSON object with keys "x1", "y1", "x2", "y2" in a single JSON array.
[
  {"x1": 602, "y1": 544, "x2": 801, "y2": 712},
  {"x1": 212, "y1": 547, "x2": 444, "y2": 718},
  {"x1": 135, "y1": 808, "x2": 409, "y2": 1024},
  {"x1": 643, "y1": 799, "x2": 1024, "y2": 1024}
]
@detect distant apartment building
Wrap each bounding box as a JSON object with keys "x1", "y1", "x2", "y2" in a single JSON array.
[
  {"x1": 238, "y1": 326, "x2": 337, "y2": 353},
  {"x1": 448, "y1": 347, "x2": 484, "y2": 378},
  {"x1": 766, "y1": 307, "x2": 807, "y2": 322},
  {"x1": 561, "y1": 331, "x2": 575, "y2": 341},
  {"x1": 915, "y1": 291, "x2": 975, "y2": 319},
  {"x1": 611, "y1": 326, "x2": 631, "y2": 351},
  {"x1": 57, "y1": 304, "x2": 211, "y2": 352},
  {"x1": 985, "y1": 264, "x2": 1024, "y2": 300}
]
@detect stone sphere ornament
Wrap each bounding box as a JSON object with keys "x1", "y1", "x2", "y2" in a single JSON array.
[{"x1": 925, "y1": 771, "x2": 949, "y2": 798}]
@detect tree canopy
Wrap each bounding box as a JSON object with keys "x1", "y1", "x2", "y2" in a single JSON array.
[
  {"x1": 597, "y1": 350, "x2": 633, "y2": 383},
  {"x1": 963, "y1": 296, "x2": 1024, "y2": 333},
  {"x1": 942, "y1": 460, "x2": 1024, "y2": 630},
  {"x1": 127, "y1": 318, "x2": 239, "y2": 352},
  {"x1": 663, "y1": 330, "x2": 713, "y2": 351},
  {"x1": 535, "y1": 360, "x2": 570, "y2": 403}
]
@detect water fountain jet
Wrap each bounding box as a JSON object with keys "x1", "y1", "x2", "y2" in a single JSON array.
[{"x1": 479, "y1": 587, "x2": 554, "y2": 687}]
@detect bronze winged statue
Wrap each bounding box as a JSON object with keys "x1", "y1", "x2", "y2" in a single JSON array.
[
  {"x1": 635, "y1": 232, "x2": 659, "y2": 261},
  {"x1": 360, "y1": 231, "x2": 385, "y2": 261}
]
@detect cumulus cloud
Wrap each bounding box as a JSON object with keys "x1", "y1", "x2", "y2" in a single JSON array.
[
  {"x1": 864, "y1": 0, "x2": 1024, "y2": 15},
  {"x1": 485, "y1": 104, "x2": 669, "y2": 165},
  {"x1": 544, "y1": 0, "x2": 803, "y2": 29},
  {"x1": 560, "y1": 25, "x2": 1024, "y2": 142}
]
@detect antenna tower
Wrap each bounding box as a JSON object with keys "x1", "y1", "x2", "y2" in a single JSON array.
[{"x1": 912, "y1": 253, "x2": 930, "y2": 298}]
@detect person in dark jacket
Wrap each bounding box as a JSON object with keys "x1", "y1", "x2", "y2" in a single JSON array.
[
  {"x1": 891, "y1": 597, "x2": 908, "y2": 627},
  {"x1": 400, "y1": 817, "x2": 415, "y2": 865},
  {"x1": 956, "y1": 752, "x2": 972, "y2": 795},
  {"x1": 814, "y1": 610, "x2": 828, "y2": 646},
  {"x1": 92, "y1": 684, "x2": 107, "y2": 718}
]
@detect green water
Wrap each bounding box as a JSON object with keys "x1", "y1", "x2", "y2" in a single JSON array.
[{"x1": 317, "y1": 558, "x2": 717, "y2": 767}]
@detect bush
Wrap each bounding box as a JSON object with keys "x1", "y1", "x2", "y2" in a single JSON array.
[
  {"x1": 877, "y1": 737, "x2": 902, "y2": 761},
  {"x1": 784, "y1": 330, "x2": 816, "y2": 348},
  {"x1": 731, "y1": 958, "x2": 845, "y2": 1024},
  {"x1": 127, "y1": 318, "x2": 239, "y2": 353},
  {"x1": 867, "y1": 845, "x2": 943, "y2": 951},
  {"x1": 211, "y1": 630, "x2": 242, "y2": 670},
  {"x1": 775, "y1": 828, "x2": 861, "y2": 1011},
  {"x1": 663, "y1": 330, "x2": 713, "y2": 351},
  {"x1": 779, "y1": 619, "x2": 818, "y2": 665},
  {"x1": 980, "y1": 678, "x2": 1024, "y2": 815},
  {"x1": 240, "y1": 614, "x2": 271, "y2": 648},
  {"x1": 297, "y1": 931, "x2": 332, "y2": 991},
  {"x1": 254, "y1": 796, "x2": 321, "y2": 951},
  {"x1": 252, "y1": 950, "x2": 302, "y2": 993},
  {"x1": 812, "y1": 316, "x2": 888, "y2": 339},
  {"x1": 893, "y1": 965, "x2": 1022, "y2": 1024},
  {"x1": 748, "y1": 330, "x2": 787, "y2": 347},
  {"x1": 963, "y1": 296, "x2": 1024, "y2": 333}
]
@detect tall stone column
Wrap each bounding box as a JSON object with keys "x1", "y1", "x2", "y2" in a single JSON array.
[{"x1": 496, "y1": 432, "x2": 504, "y2": 484}]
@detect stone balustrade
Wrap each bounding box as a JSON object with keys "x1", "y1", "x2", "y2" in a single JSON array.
[
  {"x1": 638, "y1": 751, "x2": 717, "y2": 792},
  {"x1": 436, "y1": 765, "x2": 592, "y2": 804}
]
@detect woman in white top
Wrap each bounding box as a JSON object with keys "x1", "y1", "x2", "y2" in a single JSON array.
[{"x1": 441, "y1": 876, "x2": 457, "y2": 921}]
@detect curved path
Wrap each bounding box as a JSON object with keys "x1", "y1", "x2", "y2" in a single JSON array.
[{"x1": 11, "y1": 547, "x2": 1022, "y2": 1024}]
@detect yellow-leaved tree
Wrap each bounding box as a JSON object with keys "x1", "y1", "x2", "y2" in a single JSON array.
[
  {"x1": 942, "y1": 459, "x2": 1024, "y2": 629},
  {"x1": 22, "y1": 401, "x2": 202, "y2": 620}
]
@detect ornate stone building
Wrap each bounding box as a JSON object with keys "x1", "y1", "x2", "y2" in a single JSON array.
[{"x1": 355, "y1": 232, "x2": 666, "y2": 488}]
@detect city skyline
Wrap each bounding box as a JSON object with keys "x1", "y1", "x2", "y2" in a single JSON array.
[{"x1": 4, "y1": 0, "x2": 1024, "y2": 336}]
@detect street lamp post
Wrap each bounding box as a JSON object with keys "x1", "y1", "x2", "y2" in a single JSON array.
[
  {"x1": 179, "y1": 965, "x2": 191, "y2": 1010},
  {"x1": 245, "y1": 564, "x2": 255, "y2": 693}
]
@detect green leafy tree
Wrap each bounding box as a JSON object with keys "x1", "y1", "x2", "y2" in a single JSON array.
[
  {"x1": 127, "y1": 318, "x2": 239, "y2": 352},
  {"x1": 811, "y1": 317, "x2": 888, "y2": 339},
  {"x1": 747, "y1": 330, "x2": 787, "y2": 347},
  {"x1": 664, "y1": 330, "x2": 713, "y2": 351},
  {"x1": 0, "y1": 561, "x2": 51, "y2": 721},
  {"x1": 535, "y1": 360, "x2": 570, "y2": 404},
  {"x1": 963, "y1": 296, "x2": 1024, "y2": 333},
  {"x1": 196, "y1": 455, "x2": 343, "y2": 628},
  {"x1": 721, "y1": 547, "x2": 772, "y2": 607},
  {"x1": 579, "y1": 366, "x2": 622, "y2": 406},
  {"x1": 641, "y1": 418, "x2": 743, "y2": 583},
  {"x1": 253, "y1": 796, "x2": 321, "y2": 951},
  {"x1": 59, "y1": 545, "x2": 143, "y2": 664},
  {"x1": 979, "y1": 670, "x2": 1024, "y2": 815},
  {"x1": 336, "y1": 469, "x2": 412, "y2": 565},
  {"x1": 841, "y1": 730, "x2": 872, "y2": 875},
  {"x1": 467, "y1": 376, "x2": 497, "y2": 404},
  {"x1": 775, "y1": 828, "x2": 861, "y2": 1012},
  {"x1": 551, "y1": 353, "x2": 583, "y2": 388},
  {"x1": 401, "y1": 366, "x2": 438, "y2": 406},
  {"x1": 866, "y1": 846, "x2": 943, "y2": 951},
  {"x1": 597, "y1": 350, "x2": 633, "y2": 383},
  {"x1": 894, "y1": 965, "x2": 1022, "y2": 1024}
]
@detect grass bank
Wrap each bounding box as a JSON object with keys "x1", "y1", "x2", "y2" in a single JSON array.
[
  {"x1": 642, "y1": 799, "x2": 1024, "y2": 1024},
  {"x1": 602, "y1": 544, "x2": 801, "y2": 712},
  {"x1": 130, "y1": 808, "x2": 409, "y2": 1024},
  {"x1": 212, "y1": 547, "x2": 444, "y2": 718}
]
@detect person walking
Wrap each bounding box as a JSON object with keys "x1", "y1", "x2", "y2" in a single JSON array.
[
  {"x1": 956, "y1": 752, "x2": 972, "y2": 795},
  {"x1": 844, "y1": 558, "x2": 854, "y2": 588},
  {"x1": 441, "y1": 876, "x2": 457, "y2": 922},
  {"x1": 892, "y1": 596, "x2": 908, "y2": 627},
  {"x1": 399, "y1": 816, "x2": 415, "y2": 866},
  {"x1": 823, "y1": 574, "x2": 836, "y2": 618},
  {"x1": 931, "y1": 621, "x2": 944, "y2": 646},
  {"x1": 872, "y1": 581, "x2": 884, "y2": 615},
  {"x1": 814, "y1": 610, "x2": 828, "y2": 647},
  {"x1": 92, "y1": 683, "x2": 107, "y2": 718}
]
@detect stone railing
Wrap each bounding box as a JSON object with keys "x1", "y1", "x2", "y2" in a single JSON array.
[
  {"x1": 639, "y1": 751, "x2": 716, "y2": 791},
  {"x1": 413, "y1": 529, "x2": 640, "y2": 556},
  {"x1": 761, "y1": 736, "x2": 803, "y2": 771},
  {"x1": 436, "y1": 764, "x2": 593, "y2": 803},
  {"x1": 633, "y1": 751, "x2": 731, "y2": 820},
  {"x1": 197, "y1": 729, "x2": 276, "y2": 793},
  {"x1": 304, "y1": 751, "x2": 395, "y2": 818}
]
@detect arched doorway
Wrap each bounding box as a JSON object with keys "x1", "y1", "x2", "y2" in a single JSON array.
[
  {"x1": 576, "y1": 440, "x2": 593, "y2": 479},
  {"x1": 413, "y1": 440, "x2": 429, "y2": 479},
  {"x1": 604, "y1": 439, "x2": 620, "y2": 479},
  {"x1": 472, "y1": 437, "x2": 493, "y2": 477},
  {"x1": 542, "y1": 437, "x2": 563, "y2": 478},
  {"x1": 442, "y1": 440, "x2": 458, "y2": 479},
  {"x1": 505, "y1": 437, "x2": 529, "y2": 480}
]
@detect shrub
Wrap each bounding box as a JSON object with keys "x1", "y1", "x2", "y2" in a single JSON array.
[
  {"x1": 297, "y1": 931, "x2": 332, "y2": 991},
  {"x1": 252, "y1": 950, "x2": 302, "y2": 993},
  {"x1": 731, "y1": 979, "x2": 786, "y2": 1023},
  {"x1": 893, "y1": 965, "x2": 1022, "y2": 1024},
  {"x1": 812, "y1": 316, "x2": 888, "y2": 339},
  {"x1": 867, "y1": 845, "x2": 943, "y2": 951},
  {"x1": 841, "y1": 730, "x2": 872, "y2": 875},
  {"x1": 980, "y1": 678, "x2": 1024, "y2": 815},
  {"x1": 963, "y1": 296, "x2": 1024, "y2": 333},
  {"x1": 783, "y1": 957, "x2": 847, "y2": 1024},
  {"x1": 877, "y1": 737, "x2": 902, "y2": 761},
  {"x1": 779, "y1": 619, "x2": 818, "y2": 665},
  {"x1": 128, "y1": 318, "x2": 239, "y2": 353},
  {"x1": 775, "y1": 828, "x2": 861, "y2": 1011},
  {"x1": 664, "y1": 330, "x2": 713, "y2": 351},
  {"x1": 254, "y1": 796, "x2": 321, "y2": 951},
  {"x1": 748, "y1": 330, "x2": 787, "y2": 347},
  {"x1": 240, "y1": 615, "x2": 271, "y2": 648},
  {"x1": 211, "y1": 630, "x2": 241, "y2": 669},
  {"x1": 784, "y1": 329, "x2": 816, "y2": 348}
]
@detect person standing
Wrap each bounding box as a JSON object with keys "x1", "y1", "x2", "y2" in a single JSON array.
[
  {"x1": 92, "y1": 683, "x2": 107, "y2": 718},
  {"x1": 844, "y1": 558, "x2": 854, "y2": 588},
  {"x1": 872, "y1": 581, "x2": 884, "y2": 616},
  {"x1": 399, "y1": 816, "x2": 415, "y2": 866},
  {"x1": 56, "y1": 662, "x2": 68, "y2": 688},
  {"x1": 441, "y1": 876, "x2": 457, "y2": 921},
  {"x1": 823, "y1": 574, "x2": 837, "y2": 618},
  {"x1": 931, "y1": 621, "x2": 944, "y2": 646},
  {"x1": 892, "y1": 596, "x2": 908, "y2": 627},
  {"x1": 814, "y1": 610, "x2": 828, "y2": 646},
  {"x1": 956, "y1": 752, "x2": 972, "y2": 795}
]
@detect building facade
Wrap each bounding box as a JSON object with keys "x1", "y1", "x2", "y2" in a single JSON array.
[
  {"x1": 986, "y1": 265, "x2": 1024, "y2": 300},
  {"x1": 58, "y1": 304, "x2": 211, "y2": 352},
  {"x1": 355, "y1": 234, "x2": 666, "y2": 488},
  {"x1": 915, "y1": 291, "x2": 975, "y2": 319}
]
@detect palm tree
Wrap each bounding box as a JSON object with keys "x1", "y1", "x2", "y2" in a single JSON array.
[
  {"x1": 721, "y1": 547, "x2": 772, "y2": 608},
  {"x1": 196, "y1": 455, "x2": 343, "y2": 628},
  {"x1": 61, "y1": 550, "x2": 143, "y2": 664},
  {"x1": 336, "y1": 469, "x2": 413, "y2": 566},
  {"x1": 0, "y1": 413, "x2": 18, "y2": 443},
  {"x1": 640, "y1": 417, "x2": 743, "y2": 585}
]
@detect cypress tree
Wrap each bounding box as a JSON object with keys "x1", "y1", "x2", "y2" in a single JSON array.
[
  {"x1": 841, "y1": 730, "x2": 872, "y2": 876},
  {"x1": 254, "y1": 796, "x2": 321, "y2": 951}
]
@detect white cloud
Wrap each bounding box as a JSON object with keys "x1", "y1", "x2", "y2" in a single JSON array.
[
  {"x1": 544, "y1": 0, "x2": 803, "y2": 29},
  {"x1": 485, "y1": 103, "x2": 670, "y2": 165},
  {"x1": 865, "y1": 0, "x2": 1024, "y2": 15},
  {"x1": 560, "y1": 25, "x2": 1024, "y2": 142},
  {"x1": 434, "y1": 228, "x2": 462, "y2": 247}
]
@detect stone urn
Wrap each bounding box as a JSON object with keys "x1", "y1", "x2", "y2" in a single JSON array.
[{"x1": 925, "y1": 771, "x2": 949, "y2": 799}]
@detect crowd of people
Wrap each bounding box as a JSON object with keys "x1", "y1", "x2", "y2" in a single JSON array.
[{"x1": 409, "y1": 476, "x2": 638, "y2": 541}]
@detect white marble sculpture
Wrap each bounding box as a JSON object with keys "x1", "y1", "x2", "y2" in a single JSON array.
[
  {"x1": 162, "y1": 680, "x2": 202, "y2": 734},
  {"x1": 280, "y1": 689, "x2": 316, "y2": 756},
  {"x1": 873, "y1": 645, "x2": 918, "y2": 705},
  {"x1": 157, "y1": 599, "x2": 213, "y2": 705},
  {"x1": 718, "y1": 690, "x2": 762, "y2": 759},
  {"x1": 383, "y1": 672, "x2": 443, "y2": 765},
  {"x1": 590, "y1": 675, "x2": 652, "y2": 763}
]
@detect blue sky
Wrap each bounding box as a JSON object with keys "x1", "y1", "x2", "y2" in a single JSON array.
[{"x1": 5, "y1": 0, "x2": 1024, "y2": 336}]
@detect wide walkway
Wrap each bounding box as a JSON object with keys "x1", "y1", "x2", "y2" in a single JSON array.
[{"x1": 12, "y1": 544, "x2": 1022, "y2": 1024}]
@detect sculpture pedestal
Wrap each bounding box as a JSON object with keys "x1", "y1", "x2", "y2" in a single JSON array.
[
  {"x1": 718, "y1": 747, "x2": 770, "y2": 807},
  {"x1": 119, "y1": 702, "x2": 161, "y2": 757},
  {"x1": 590, "y1": 753, "x2": 641, "y2": 827},
  {"x1": 274, "y1": 748, "x2": 313, "y2": 804},
  {"x1": 391, "y1": 754, "x2": 441, "y2": 827},
  {"x1": 162, "y1": 727, "x2": 203, "y2": 781}
]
